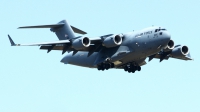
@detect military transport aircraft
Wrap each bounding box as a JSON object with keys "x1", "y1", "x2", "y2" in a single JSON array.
[{"x1": 8, "y1": 20, "x2": 192, "y2": 73}]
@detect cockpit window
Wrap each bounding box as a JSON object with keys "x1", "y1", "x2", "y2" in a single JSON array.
[{"x1": 155, "y1": 28, "x2": 167, "y2": 32}]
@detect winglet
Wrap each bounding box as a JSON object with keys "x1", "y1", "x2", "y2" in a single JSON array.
[{"x1": 8, "y1": 35, "x2": 16, "y2": 46}]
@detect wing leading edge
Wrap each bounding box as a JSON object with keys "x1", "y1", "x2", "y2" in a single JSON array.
[
  {"x1": 148, "y1": 50, "x2": 193, "y2": 62},
  {"x1": 8, "y1": 35, "x2": 102, "y2": 55}
]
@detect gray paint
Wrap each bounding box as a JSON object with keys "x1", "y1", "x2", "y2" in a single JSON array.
[
  {"x1": 8, "y1": 20, "x2": 192, "y2": 72},
  {"x1": 51, "y1": 20, "x2": 75, "y2": 40}
]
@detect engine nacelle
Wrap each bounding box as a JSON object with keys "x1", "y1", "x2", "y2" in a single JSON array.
[
  {"x1": 163, "y1": 40, "x2": 174, "y2": 52},
  {"x1": 72, "y1": 37, "x2": 90, "y2": 50},
  {"x1": 171, "y1": 45, "x2": 189, "y2": 57},
  {"x1": 102, "y1": 34, "x2": 123, "y2": 48}
]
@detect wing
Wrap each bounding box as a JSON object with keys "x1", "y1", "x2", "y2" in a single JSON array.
[
  {"x1": 148, "y1": 45, "x2": 193, "y2": 62},
  {"x1": 8, "y1": 35, "x2": 102, "y2": 55}
]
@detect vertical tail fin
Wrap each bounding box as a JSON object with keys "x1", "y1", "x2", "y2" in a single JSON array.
[{"x1": 50, "y1": 20, "x2": 75, "y2": 40}]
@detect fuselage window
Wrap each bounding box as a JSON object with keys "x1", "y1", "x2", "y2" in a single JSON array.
[
  {"x1": 155, "y1": 29, "x2": 158, "y2": 32},
  {"x1": 159, "y1": 32, "x2": 162, "y2": 35}
]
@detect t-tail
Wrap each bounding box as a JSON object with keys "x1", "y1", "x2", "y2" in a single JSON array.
[{"x1": 18, "y1": 20, "x2": 87, "y2": 40}]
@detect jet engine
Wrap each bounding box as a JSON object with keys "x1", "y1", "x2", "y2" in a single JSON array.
[
  {"x1": 72, "y1": 37, "x2": 90, "y2": 50},
  {"x1": 163, "y1": 40, "x2": 174, "y2": 52},
  {"x1": 171, "y1": 45, "x2": 189, "y2": 57},
  {"x1": 102, "y1": 34, "x2": 123, "y2": 48}
]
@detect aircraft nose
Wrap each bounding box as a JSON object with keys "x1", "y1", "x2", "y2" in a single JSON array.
[{"x1": 161, "y1": 31, "x2": 171, "y2": 42}]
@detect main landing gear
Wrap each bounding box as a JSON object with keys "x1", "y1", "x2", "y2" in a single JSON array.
[
  {"x1": 123, "y1": 63, "x2": 141, "y2": 73},
  {"x1": 97, "y1": 63, "x2": 115, "y2": 71}
]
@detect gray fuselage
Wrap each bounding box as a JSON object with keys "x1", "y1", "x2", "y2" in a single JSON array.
[{"x1": 61, "y1": 26, "x2": 171, "y2": 68}]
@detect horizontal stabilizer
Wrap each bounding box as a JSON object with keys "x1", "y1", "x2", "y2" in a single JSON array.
[
  {"x1": 18, "y1": 23, "x2": 87, "y2": 34},
  {"x1": 71, "y1": 26, "x2": 87, "y2": 34},
  {"x1": 18, "y1": 23, "x2": 64, "y2": 29}
]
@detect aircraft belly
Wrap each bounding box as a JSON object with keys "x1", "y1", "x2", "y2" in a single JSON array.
[
  {"x1": 116, "y1": 43, "x2": 160, "y2": 66},
  {"x1": 61, "y1": 52, "x2": 98, "y2": 68}
]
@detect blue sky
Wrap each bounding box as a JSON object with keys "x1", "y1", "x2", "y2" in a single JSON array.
[{"x1": 0, "y1": 0, "x2": 199, "y2": 112}]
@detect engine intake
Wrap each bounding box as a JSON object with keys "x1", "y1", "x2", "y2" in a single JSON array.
[
  {"x1": 163, "y1": 40, "x2": 174, "y2": 52},
  {"x1": 171, "y1": 45, "x2": 189, "y2": 57},
  {"x1": 72, "y1": 37, "x2": 90, "y2": 50},
  {"x1": 103, "y1": 34, "x2": 123, "y2": 48}
]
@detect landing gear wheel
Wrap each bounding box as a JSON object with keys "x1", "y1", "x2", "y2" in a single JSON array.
[
  {"x1": 105, "y1": 63, "x2": 110, "y2": 70},
  {"x1": 111, "y1": 63, "x2": 115, "y2": 68},
  {"x1": 97, "y1": 63, "x2": 114, "y2": 71},
  {"x1": 131, "y1": 68, "x2": 135, "y2": 73},
  {"x1": 97, "y1": 66, "x2": 101, "y2": 70},
  {"x1": 124, "y1": 66, "x2": 128, "y2": 71},
  {"x1": 137, "y1": 66, "x2": 141, "y2": 71},
  {"x1": 100, "y1": 63, "x2": 105, "y2": 71},
  {"x1": 128, "y1": 68, "x2": 131, "y2": 73}
]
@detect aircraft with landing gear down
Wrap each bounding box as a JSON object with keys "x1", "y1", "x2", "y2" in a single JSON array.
[{"x1": 8, "y1": 20, "x2": 192, "y2": 73}]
